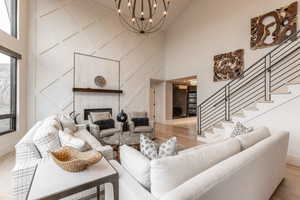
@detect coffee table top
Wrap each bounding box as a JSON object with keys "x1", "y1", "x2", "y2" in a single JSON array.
[
  {"x1": 27, "y1": 156, "x2": 117, "y2": 200},
  {"x1": 102, "y1": 131, "x2": 140, "y2": 146}
]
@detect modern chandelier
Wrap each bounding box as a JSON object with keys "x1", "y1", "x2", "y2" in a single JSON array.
[{"x1": 115, "y1": 0, "x2": 171, "y2": 34}]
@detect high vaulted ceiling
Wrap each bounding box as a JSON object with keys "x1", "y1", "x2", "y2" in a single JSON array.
[{"x1": 95, "y1": 0, "x2": 193, "y2": 29}]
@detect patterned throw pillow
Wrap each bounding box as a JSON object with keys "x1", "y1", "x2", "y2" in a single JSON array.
[
  {"x1": 140, "y1": 135, "x2": 158, "y2": 160},
  {"x1": 231, "y1": 122, "x2": 253, "y2": 137},
  {"x1": 140, "y1": 135, "x2": 177, "y2": 160},
  {"x1": 33, "y1": 119, "x2": 62, "y2": 158}
]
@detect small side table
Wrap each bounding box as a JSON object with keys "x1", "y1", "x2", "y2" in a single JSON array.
[{"x1": 27, "y1": 157, "x2": 119, "y2": 200}]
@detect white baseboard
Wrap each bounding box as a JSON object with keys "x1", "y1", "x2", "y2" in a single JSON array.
[{"x1": 287, "y1": 154, "x2": 300, "y2": 167}]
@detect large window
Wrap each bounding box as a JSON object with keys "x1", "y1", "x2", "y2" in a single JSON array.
[
  {"x1": 0, "y1": 0, "x2": 17, "y2": 37},
  {"x1": 0, "y1": 52, "x2": 16, "y2": 135}
]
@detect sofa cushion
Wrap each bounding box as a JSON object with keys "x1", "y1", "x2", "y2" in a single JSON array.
[
  {"x1": 132, "y1": 118, "x2": 149, "y2": 127},
  {"x1": 150, "y1": 138, "x2": 241, "y2": 198},
  {"x1": 94, "y1": 119, "x2": 115, "y2": 130},
  {"x1": 90, "y1": 112, "x2": 111, "y2": 122},
  {"x1": 33, "y1": 119, "x2": 61, "y2": 157},
  {"x1": 59, "y1": 129, "x2": 91, "y2": 152},
  {"x1": 140, "y1": 135, "x2": 177, "y2": 160},
  {"x1": 236, "y1": 127, "x2": 271, "y2": 150},
  {"x1": 131, "y1": 112, "x2": 147, "y2": 118},
  {"x1": 120, "y1": 145, "x2": 151, "y2": 190}
]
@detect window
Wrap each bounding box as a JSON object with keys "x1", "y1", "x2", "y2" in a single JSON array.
[
  {"x1": 0, "y1": 0, "x2": 17, "y2": 37},
  {"x1": 0, "y1": 52, "x2": 16, "y2": 135}
]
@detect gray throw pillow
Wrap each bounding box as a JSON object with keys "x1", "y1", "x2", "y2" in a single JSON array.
[{"x1": 140, "y1": 135, "x2": 177, "y2": 160}]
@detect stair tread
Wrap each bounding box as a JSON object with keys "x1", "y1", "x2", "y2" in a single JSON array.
[
  {"x1": 256, "y1": 100, "x2": 274, "y2": 103},
  {"x1": 271, "y1": 91, "x2": 291, "y2": 95}
]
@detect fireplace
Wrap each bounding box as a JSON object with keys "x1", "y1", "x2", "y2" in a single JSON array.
[{"x1": 84, "y1": 108, "x2": 112, "y2": 120}]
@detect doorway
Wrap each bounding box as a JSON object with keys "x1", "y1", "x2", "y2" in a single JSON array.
[
  {"x1": 171, "y1": 76, "x2": 197, "y2": 119},
  {"x1": 149, "y1": 79, "x2": 165, "y2": 122}
]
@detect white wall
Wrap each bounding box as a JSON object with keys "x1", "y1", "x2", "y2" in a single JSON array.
[
  {"x1": 27, "y1": 0, "x2": 165, "y2": 126},
  {"x1": 165, "y1": 0, "x2": 299, "y2": 103},
  {"x1": 0, "y1": 1, "x2": 28, "y2": 157},
  {"x1": 164, "y1": 0, "x2": 300, "y2": 165},
  {"x1": 246, "y1": 94, "x2": 300, "y2": 166}
]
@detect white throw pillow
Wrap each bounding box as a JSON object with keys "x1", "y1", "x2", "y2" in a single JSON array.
[
  {"x1": 150, "y1": 138, "x2": 241, "y2": 198},
  {"x1": 74, "y1": 128, "x2": 101, "y2": 149},
  {"x1": 236, "y1": 126, "x2": 271, "y2": 150},
  {"x1": 60, "y1": 115, "x2": 78, "y2": 132},
  {"x1": 59, "y1": 129, "x2": 91, "y2": 152},
  {"x1": 231, "y1": 122, "x2": 253, "y2": 137},
  {"x1": 33, "y1": 119, "x2": 61, "y2": 157},
  {"x1": 140, "y1": 135, "x2": 177, "y2": 160},
  {"x1": 120, "y1": 145, "x2": 151, "y2": 190}
]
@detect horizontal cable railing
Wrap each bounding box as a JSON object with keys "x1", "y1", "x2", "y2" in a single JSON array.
[{"x1": 198, "y1": 31, "x2": 300, "y2": 135}]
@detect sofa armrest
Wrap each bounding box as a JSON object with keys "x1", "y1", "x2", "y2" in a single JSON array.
[
  {"x1": 106, "y1": 160, "x2": 157, "y2": 200},
  {"x1": 12, "y1": 160, "x2": 39, "y2": 200},
  {"x1": 120, "y1": 145, "x2": 151, "y2": 189},
  {"x1": 89, "y1": 123, "x2": 100, "y2": 139},
  {"x1": 15, "y1": 142, "x2": 41, "y2": 165},
  {"x1": 96, "y1": 145, "x2": 114, "y2": 160}
]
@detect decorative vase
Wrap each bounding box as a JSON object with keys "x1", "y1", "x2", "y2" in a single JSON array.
[{"x1": 117, "y1": 110, "x2": 128, "y2": 131}]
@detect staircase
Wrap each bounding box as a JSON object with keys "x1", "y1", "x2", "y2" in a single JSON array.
[{"x1": 197, "y1": 31, "x2": 300, "y2": 143}]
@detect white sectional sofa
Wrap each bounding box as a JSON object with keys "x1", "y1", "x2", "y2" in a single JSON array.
[
  {"x1": 12, "y1": 116, "x2": 113, "y2": 200},
  {"x1": 105, "y1": 127, "x2": 289, "y2": 200}
]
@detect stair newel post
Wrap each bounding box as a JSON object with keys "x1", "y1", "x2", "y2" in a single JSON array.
[
  {"x1": 265, "y1": 54, "x2": 272, "y2": 101},
  {"x1": 198, "y1": 105, "x2": 202, "y2": 135},
  {"x1": 225, "y1": 85, "x2": 230, "y2": 121}
]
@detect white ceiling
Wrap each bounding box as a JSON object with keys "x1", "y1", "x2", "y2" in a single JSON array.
[{"x1": 95, "y1": 0, "x2": 193, "y2": 29}]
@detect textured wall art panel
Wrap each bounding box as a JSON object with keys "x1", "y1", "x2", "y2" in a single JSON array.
[
  {"x1": 213, "y1": 49, "x2": 244, "y2": 82},
  {"x1": 251, "y1": 2, "x2": 297, "y2": 49},
  {"x1": 31, "y1": 0, "x2": 165, "y2": 122}
]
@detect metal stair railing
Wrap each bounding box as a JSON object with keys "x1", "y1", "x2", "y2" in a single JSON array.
[{"x1": 198, "y1": 30, "x2": 300, "y2": 135}]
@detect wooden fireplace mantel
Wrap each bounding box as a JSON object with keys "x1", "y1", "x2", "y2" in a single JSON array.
[{"x1": 72, "y1": 88, "x2": 123, "y2": 94}]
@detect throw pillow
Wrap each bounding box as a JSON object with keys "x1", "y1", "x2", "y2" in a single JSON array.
[
  {"x1": 140, "y1": 135, "x2": 158, "y2": 160},
  {"x1": 132, "y1": 118, "x2": 149, "y2": 127},
  {"x1": 231, "y1": 122, "x2": 253, "y2": 137},
  {"x1": 59, "y1": 128, "x2": 91, "y2": 152},
  {"x1": 236, "y1": 126, "x2": 271, "y2": 150},
  {"x1": 94, "y1": 119, "x2": 115, "y2": 130},
  {"x1": 140, "y1": 135, "x2": 177, "y2": 160},
  {"x1": 60, "y1": 115, "x2": 78, "y2": 132},
  {"x1": 33, "y1": 119, "x2": 62, "y2": 158}
]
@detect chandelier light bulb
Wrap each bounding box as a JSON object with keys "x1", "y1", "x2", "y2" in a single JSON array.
[{"x1": 115, "y1": 0, "x2": 170, "y2": 34}]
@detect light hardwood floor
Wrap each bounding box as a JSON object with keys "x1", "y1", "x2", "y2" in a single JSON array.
[{"x1": 0, "y1": 122, "x2": 299, "y2": 199}]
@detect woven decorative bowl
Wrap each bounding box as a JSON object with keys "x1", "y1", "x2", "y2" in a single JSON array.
[{"x1": 48, "y1": 147, "x2": 102, "y2": 172}]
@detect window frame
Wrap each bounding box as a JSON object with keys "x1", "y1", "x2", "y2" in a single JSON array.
[
  {"x1": 1, "y1": 0, "x2": 18, "y2": 37},
  {"x1": 10, "y1": 0, "x2": 18, "y2": 38},
  {"x1": 0, "y1": 49, "x2": 18, "y2": 136}
]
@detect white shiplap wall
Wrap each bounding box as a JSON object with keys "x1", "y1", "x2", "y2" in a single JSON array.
[{"x1": 28, "y1": 0, "x2": 165, "y2": 125}]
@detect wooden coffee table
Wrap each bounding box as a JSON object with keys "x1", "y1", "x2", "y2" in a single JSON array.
[{"x1": 27, "y1": 157, "x2": 119, "y2": 200}]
